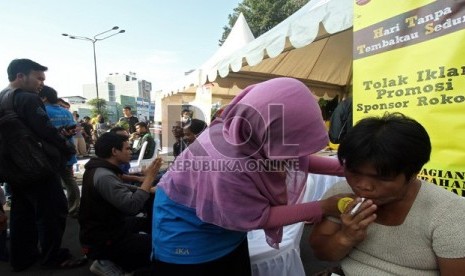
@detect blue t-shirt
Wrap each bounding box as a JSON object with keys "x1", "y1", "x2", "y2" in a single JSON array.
[
  {"x1": 152, "y1": 188, "x2": 246, "y2": 264},
  {"x1": 119, "y1": 162, "x2": 130, "y2": 174},
  {"x1": 44, "y1": 104, "x2": 77, "y2": 165}
]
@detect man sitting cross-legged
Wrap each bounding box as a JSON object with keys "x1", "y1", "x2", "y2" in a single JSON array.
[{"x1": 79, "y1": 132, "x2": 162, "y2": 275}]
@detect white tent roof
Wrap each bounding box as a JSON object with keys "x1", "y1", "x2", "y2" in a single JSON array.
[
  {"x1": 200, "y1": 13, "x2": 254, "y2": 83},
  {"x1": 205, "y1": 0, "x2": 353, "y2": 97},
  {"x1": 162, "y1": 13, "x2": 254, "y2": 97}
]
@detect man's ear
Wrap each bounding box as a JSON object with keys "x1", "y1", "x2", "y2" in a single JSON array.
[
  {"x1": 111, "y1": 147, "x2": 118, "y2": 157},
  {"x1": 16, "y1": 72, "x2": 25, "y2": 80}
]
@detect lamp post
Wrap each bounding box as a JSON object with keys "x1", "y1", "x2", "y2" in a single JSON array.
[{"x1": 62, "y1": 26, "x2": 125, "y2": 114}]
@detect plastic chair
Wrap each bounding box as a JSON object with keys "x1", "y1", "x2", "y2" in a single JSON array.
[
  {"x1": 129, "y1": 141, "x2": 148, "y2": 173},
  {"x1": 129, "y1": 139, "x2": 158, "y2": 173}
]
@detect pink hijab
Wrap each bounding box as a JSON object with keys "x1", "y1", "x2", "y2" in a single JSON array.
[{"x1": 159, "y1": 77, "x2": 328, "y2": 246}]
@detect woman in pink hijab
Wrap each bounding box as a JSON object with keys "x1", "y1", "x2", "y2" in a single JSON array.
[{"x1": 152, "y1": 78, "x2": 345, "y2": 275}]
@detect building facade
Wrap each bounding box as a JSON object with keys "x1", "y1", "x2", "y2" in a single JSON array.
[{"x1": 82, "y1": 72, "x2": 154, "y2": 123}]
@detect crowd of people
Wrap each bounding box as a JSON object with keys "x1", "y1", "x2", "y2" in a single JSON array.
[
  {"x1": 0, "y1": 58, "x2": 464, "y2": 275},
  {"x1": 0, "y1": 59, "x2": 161, "y2": 273}
]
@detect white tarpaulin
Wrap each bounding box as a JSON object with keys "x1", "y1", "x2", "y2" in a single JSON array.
[{"x1": 205, "y1": 0, "x2": 353, "y2": 98}]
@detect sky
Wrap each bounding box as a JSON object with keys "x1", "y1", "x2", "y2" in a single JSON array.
[{"x1": 0, "y1": 0, "x2": 241, "y2": 97}]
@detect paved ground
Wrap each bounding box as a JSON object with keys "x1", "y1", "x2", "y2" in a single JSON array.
[
  {"x1": 0, "y1": 217, "x2": 337, "y2": 276},
  {"x1": 0, "y1": 216, "x2": 94, "y2": 276}
]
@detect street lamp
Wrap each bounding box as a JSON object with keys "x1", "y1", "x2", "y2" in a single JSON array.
[{"x1": 62, "y1": 26, "x2": 125, "y2": 114}]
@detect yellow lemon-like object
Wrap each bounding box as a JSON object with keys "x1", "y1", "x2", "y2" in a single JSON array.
[{"x1": 337, "y1": 197, "x2": 354, "y2": 213}]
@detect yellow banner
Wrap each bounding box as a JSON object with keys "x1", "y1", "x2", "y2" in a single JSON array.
[{"x1": 353, "y1": 0, "x2": 465, "y2": 196}]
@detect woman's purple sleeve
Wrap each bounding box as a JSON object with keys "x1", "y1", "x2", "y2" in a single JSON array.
[
  {"x1": 308, "y1": 155, "x2": 344, "y2": 176},
  {"x1": 261, "y1": 201, "x2": 323, "y2": 229}
]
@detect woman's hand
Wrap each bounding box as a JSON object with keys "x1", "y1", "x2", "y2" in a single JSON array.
[{"x1": 319, "y1": 193, "x2": 355, "y2": 217}]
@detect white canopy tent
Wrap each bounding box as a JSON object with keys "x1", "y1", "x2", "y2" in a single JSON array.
[
  {"x1": 188, "y1": 13, "x2": 255, "y2": 122},
  {"x1": 161, "y1": 13, "x2": 255, "y2": 98},
  {"x1": 198, "y1": 0, "x2": 353, "y2": 99},
  {"x1": 158, "y1": 0, "x2": 354, "y2": 149},
  {"x1": 161, "y1": 0, "x2": 353, "y2": 97},
  {"x1": 157, "y1": 13, "x2": 255, "y2": 144}
]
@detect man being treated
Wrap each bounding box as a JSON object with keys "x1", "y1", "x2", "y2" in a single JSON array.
[{"x1": 309, "y1": 112, "x2": 465, "y2": 275}]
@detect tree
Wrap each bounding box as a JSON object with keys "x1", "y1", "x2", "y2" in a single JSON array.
[
  {"x1": 87, "y1": 98, "x2": 108, "y2": 119},
  {"x1": 219, "y1": 0, "x2": 310, "y2": 45}
]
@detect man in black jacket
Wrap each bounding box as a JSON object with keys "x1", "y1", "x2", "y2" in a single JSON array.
[
  {"x1": 1, "y1": 59, "x2": 84, "y2": 271},
  {"x1": 172, "y1": 121, "x2": 187, "y2": 158},
  {"x1": 328, "y1": 96, "x2": 353, "y2": 144},
  {"x1": 79, "y1": 132, "x2": 161, "y2": 274}
]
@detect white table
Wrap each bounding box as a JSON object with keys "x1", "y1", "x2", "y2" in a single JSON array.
[
  {"x1": 307, "y1": 173, "x2": 346, "y2": 201},
  {"x1": 248, "y1": 222, "x2": 306, "y2": 276},
  {"x1": 248, "y1": 173, "x2": 346, "y2": 276},
  {"x1": 248, "y1": 175, "x2": 313, "y2": 276}
]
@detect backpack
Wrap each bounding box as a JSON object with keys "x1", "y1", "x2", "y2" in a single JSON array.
[{"x1": 0, "y1": 88, "x2": 62, "y2": 186}]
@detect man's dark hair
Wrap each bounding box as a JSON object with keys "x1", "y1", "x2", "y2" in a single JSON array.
[
  {"x1": 57, "y1": 98, "x2": 71, "y2": 108},
  {"x1": 123, "y1": 106, "x2": 132, "y2": 110},
  {"x1": 95, "y1": 132, "x2": 128, "y2": 159},
  {"x1": 7, "y1": 59, "x2": 48, "y2": 82},
  {"x1": 338, "y1": 112, "x2": 431, "y2": 180},
  {"x1": 181, "y1": 109, "x2": 191, "y2": 115},
  {"x1": 185, "y1": 118, "x2": 207, "y2": 135},
  {"x1": 135, "y1": 121, "x2": 148, "y2": 129},
  {"x1": 38, "y1": 85, "x2": 58, "y2": 104}
]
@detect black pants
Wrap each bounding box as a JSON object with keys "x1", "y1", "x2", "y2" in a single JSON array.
[
  {"x1": 85, "y1": 217, "x2": 152, "y2": 272},
  {"x1": 9, "y1": 173, "x2": 68, "y2": 269},
  {"x1": 152, "y1": 238, "x2": 252, "y2": 276}
]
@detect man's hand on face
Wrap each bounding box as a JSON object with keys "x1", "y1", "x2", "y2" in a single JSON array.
[{"x1": 130, "y1": 132, "x2": 139, "y2": 141}]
